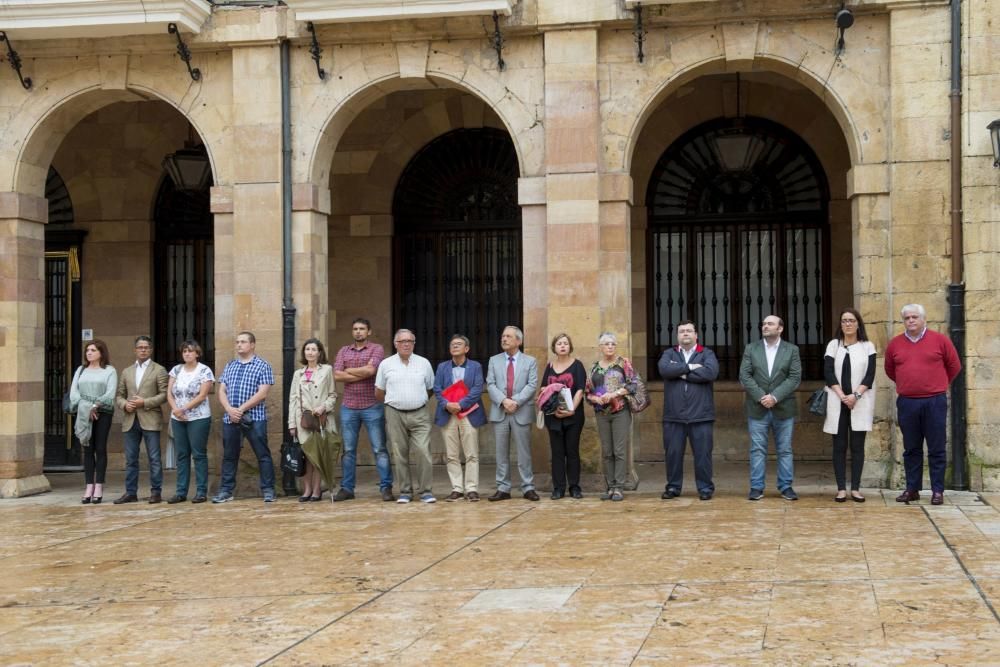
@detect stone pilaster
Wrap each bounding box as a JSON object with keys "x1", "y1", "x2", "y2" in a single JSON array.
[
  {"x1": 0, "y1": 192, "x2": 50, "y2": 497},
  {"x1": 291, "y1": 184, "x2": 331, "y2": 339}
]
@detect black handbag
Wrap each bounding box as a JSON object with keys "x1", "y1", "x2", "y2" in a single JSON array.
[
  {"x1": 281, "y1": 437, "x2": 305, "y2": 476},
  {"x1": 808, "y1": 387, "x2": 827, "y2": 416},
  {"x1": 63, "y1": 366, "x2": 82, "y2": 414}
]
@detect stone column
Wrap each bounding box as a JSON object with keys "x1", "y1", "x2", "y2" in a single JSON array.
[
  {"x1": 848, "y1": 164, "x2": 894, "y2": 487},
  {"x1": 0, "y1": 192, "x2": 50, "y2": 497},
  {"x1": 291, "y1": 184, "x2": 331, "y2": 339},
  {"x1": 213, "y1": 43, "x2": 286, "y2": 492},
  {"x1": 542, "y1": 28, "x2": 635, "y2": 485}
]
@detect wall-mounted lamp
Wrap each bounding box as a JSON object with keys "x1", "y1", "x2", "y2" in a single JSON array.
[
  {"x1": 162, "y1": 126, "x2": 211, "y2": 192},
  {"x1": 835, "y1": 5, "x2": 854, "y2": 55},
  {"x1": 989, "y1": 119, "x2": 1000, "y2": 168}
]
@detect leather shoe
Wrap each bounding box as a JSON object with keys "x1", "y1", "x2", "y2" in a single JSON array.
[
  {"x1": 931, "y1": 491, "x2": 944, "y2": 505},
  {"x1": 445, "y1": 491, "x2": 464, "y2": 502},
  {"x1": 698, "y1": 492, "x2": 713, "y2": 501},
  {"x1": 166, "y1": 495, "x2": 187, "y2": 504},
  {"x1": 148, "y1": 493, "x2": 162, "y2": 504},
  {"x1": 570, "y1": 487, "x2": 583, "y2": 499},
  {"x1": 550, "y1": 488, "x2": 565, "y2": 500},
  {"x1": 380, "y1": 487, "x2": 395, "y2": 502},
  {"x1": 661, "y1": 488, "x2": 680, "y2": 500},
  {"x1": 487, "y1": 490, "x2": 511, "y2": 502},
  {"x1": 113, "y1": 493, "x2": 138, "y2": 505},
  {"x1": 523, "y1": 490, "x2": 540, "y2": 501},
  {"x1": 466, "y1": 491, "x2": 480, "y2": 502},
  {"x1": 895, "y1": 490, "x2": 920, "y2": 503}
]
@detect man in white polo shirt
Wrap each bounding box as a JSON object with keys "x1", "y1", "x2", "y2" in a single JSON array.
[{"x1": 375, "y1": 329, "x2": 435, "y2": 504}]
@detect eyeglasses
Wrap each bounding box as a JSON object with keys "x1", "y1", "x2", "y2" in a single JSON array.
[
  {"x1": 396, "y1": 339, "x2": 416, "y2": 344},
  {"x1": 841, "y1": 318, "x2": 858, "y2": 324}
]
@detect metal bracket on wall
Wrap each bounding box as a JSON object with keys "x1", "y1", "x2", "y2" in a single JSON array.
[
  {"x1": 168, "y1": 23, "x2": 201, "y2": 81},
  {"x1": 306, "y1": 22, "x2": 326, "y2": 80},
  {"x1": 633, "y1": 3, "x2": 647, "y2": 64},
  {"x1": 492, "y1": 11, "x2": 506, "y2": 71},
  {"x1": 0, "y1": 31, "x2": 32, "y2": 90}
]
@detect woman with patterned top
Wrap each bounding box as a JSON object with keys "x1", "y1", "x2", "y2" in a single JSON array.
[
  {"x1": 69, "y1": 339, "x2": 118, "y2": 504},
  {"x1": 541, "y1": 333, "x2": 587, "y2": 500},
  {"x1": 288, "y1": 338, "x2": 339, "y2": 502},
  {"x1": 586, "y1": 332, "x2": 639, "y2": 501},
  {"x1": 166, "y1": 339, "x2": 215, "y2": 504}
]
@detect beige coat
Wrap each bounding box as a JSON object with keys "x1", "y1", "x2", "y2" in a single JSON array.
[
  {"x1": 288, "y1": 364, "x2": 338, "y2": 433},
  {"x1": 822, "y1": 339, "x2": 876, "y2": 434},
  {"x1": 116, "y1": 361, "x2": 169, "y2": 431}
]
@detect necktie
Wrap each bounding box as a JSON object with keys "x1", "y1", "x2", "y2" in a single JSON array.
[{"x1": 506, "y1": 356, "x2": 515, "y2": 399}]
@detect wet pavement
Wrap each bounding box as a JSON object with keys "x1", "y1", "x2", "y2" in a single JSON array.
[{"x1": 2, "y1": 464, "x2": 999, "y2": 666}]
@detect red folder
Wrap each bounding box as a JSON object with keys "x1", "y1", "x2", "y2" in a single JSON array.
[{"x1": 442, "y1": 380, "x2": 478, "y2": 419}]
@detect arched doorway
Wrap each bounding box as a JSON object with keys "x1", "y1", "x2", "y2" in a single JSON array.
[
  {"x1": 646, "y1": 116, "x2": 830, "y2": 380},
  {"x1": 392, "y1": 127, "x2": 522, "y2": 363}
]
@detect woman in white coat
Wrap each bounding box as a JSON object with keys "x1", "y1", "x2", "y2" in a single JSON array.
[{"x1": 823, "y1": 308, "x2": 876, "y2": 502}]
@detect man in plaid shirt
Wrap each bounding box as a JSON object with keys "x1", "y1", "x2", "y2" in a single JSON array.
[
  {"x1": 212, "y1": 331, "x2": 276, "y2": 503},
  {"x1": 333, "y1": 318, "x2": 394, "y2": 501}
]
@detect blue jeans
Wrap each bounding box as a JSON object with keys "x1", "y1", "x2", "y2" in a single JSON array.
[
  {"x1": 123, "y1": 419, "x2": 162, "y2": 494},
  {"x1": 219, "y1": 420, "x2": 275, "y2": 495},
  {"x1": 173, "y1": 417, "x2": 211, "y2": 497},
  {"x1": 748, "y1": 412, "x2": 795, "y2": 492},
  {"x1": 340, "y1": 404, "x2": 392, "y2": 491}
]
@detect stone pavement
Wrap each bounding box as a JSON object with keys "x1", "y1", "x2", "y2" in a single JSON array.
[{"x1": 2, "y1": 465, "x2": 999, "y2": 666}]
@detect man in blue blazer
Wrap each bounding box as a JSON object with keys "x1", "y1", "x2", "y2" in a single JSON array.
[
  {"x1": 433, "y1": 334, "x2": 487, "y2": 502},
  {"x1": 485, "y1": 325, "x2": 539, "y2": 501},
  {"x1": 739, "y1": 314, "x2": 802, "y2": 501}
]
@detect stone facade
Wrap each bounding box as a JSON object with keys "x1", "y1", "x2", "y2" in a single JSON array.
[{"x1": 0, "y1": 0, "x2": 997, "y2": 495}]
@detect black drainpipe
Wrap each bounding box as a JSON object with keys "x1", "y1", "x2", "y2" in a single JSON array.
[
  {"x1": 948, "y1": 0, "x2": 968, "y2": 490},
  {"x1": 280, "y1": 38, "x2": 298, "y2": 496}
]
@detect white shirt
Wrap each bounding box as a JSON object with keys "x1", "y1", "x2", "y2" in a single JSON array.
[
  {"x1": 134, "y1": 359, "x2": 151, "y2": 387},
  {"x1": 375, "y1": 353, "x2": 434, "y2": 410},
  {"x1": 681, "y1": 346, "x2": 695, "y2": 364},
  {"x1": 764, "y1": 339, "x2": 781, "y2": 376}
]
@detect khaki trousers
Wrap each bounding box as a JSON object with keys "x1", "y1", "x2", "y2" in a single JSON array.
[
  {"x1": 441, "y1": 415, "x2": 479, "y2": 492},
  {"x1": 385, "y1": 406, "x2": 433, "y2": 496}
]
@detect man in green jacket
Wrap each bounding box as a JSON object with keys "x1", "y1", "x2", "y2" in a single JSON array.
[{"x1": 739, "y1": 315, "x2": 802, "y2": 501}]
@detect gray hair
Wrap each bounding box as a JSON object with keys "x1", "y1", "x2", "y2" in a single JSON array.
[
  {"x1": 449, "y1": 334, "x2": 470, "y2": 348},
  {"x1": 393, "y1": 328, "x2": 415, "y2": 341},
  {"x1": 503, "y1": 325, "x2": 524, "y2": 342},
  {"x1": 598, "y1": 332, "x2": 618, "y2": 345},
  {"x1": 900, "y1": 304, "x2": 926, "y2": 319}
]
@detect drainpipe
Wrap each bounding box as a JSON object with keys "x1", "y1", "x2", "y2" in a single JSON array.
[
  {"x1": 948, "y1": 0, "x2": 968, "y2": 490},
  {"x1": 280, "y1": 38, "x2": 298, "y2": 496}
]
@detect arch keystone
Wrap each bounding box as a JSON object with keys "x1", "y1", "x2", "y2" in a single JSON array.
[
  {"x1": 722, "y1": 21, "x2": 760, "y2": 70},
  {"x1": 397, "y1": 41, "x2": 430, "y2": 80}
]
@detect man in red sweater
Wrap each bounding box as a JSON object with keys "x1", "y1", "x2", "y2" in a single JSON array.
[{"x1": 884, "y1": 303, "x2": 961, "y2": 505}]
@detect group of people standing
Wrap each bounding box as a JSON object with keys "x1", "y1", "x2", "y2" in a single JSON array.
[{"x1": 67, "y1": 303, "x2": 960, "y2": 506}]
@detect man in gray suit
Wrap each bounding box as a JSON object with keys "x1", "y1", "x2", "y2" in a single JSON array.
[
  {"x1": 486, "y1": 325, "x2": 539, "y2": 501},
  {"x1": 739, "y1": 315, "x2": 802, "y2": 501}
]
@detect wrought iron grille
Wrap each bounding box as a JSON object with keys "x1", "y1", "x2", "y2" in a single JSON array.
[
  {"x1": 393, "y1": 128, "x2": 521, "y2": 364},
  {"x1": 647, "y1": 118, "x2": 830, "y2": 380},
  {"x1": 154, "y1": 175, "x2": 214, "y2": 370},
  {"x1": 44, "y1": 254, "x2": 79, "y2": 466}
]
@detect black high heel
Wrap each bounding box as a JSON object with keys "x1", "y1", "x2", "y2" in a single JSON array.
[
  {"x1": 81, "y1": 496, "x2": 92, "y2": 505},
  {"x1": 92, "y1": 496, "x2": 102, "y2": 504}
]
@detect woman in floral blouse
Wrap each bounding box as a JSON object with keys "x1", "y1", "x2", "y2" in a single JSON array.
[
  {"x1": 167, "y1": 340, "x2": 215, "y2": 504},
  {"x1": 586, "y1": 332, "x2": 638, "y2": 501}
]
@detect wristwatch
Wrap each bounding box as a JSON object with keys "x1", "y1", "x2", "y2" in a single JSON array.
[{"x1": 853, "y1": 391, "x2": 862, "y2": 399}]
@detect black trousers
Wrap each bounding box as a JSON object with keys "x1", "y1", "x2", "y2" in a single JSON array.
[
  {"x1": 548, "y1": 419, "x2": 583, "y2": 491},
  {"x1": 832, "y1": 408, "x2": 866, "y2": 491},
  {"x1": 663, "y1": 421, "x2": 714, "y2": 494},
  {"x1": 83, "y1": 412, "x2": 113, "y2": 485}
]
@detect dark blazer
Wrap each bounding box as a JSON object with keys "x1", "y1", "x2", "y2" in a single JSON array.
[
  {"x1": 433, "y1": 359, "x2": 487, "y2": 428},
  {"x1": 738, "y1": 340, "x2": 802, "y2": 420},
  {"x1": 658, "y1": 345, "x2": 719, "y2": 423}
]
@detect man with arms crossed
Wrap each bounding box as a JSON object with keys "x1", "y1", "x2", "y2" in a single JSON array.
[
  {"x1": 885, "y1": 304, "x2": 961, "y2": 505},
  {"x1": 658, "y1": 321, "x2": 720, "y2": 501},
  {"x1": 333, "y1": 318, "x2": 394, "y2": 502}
]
